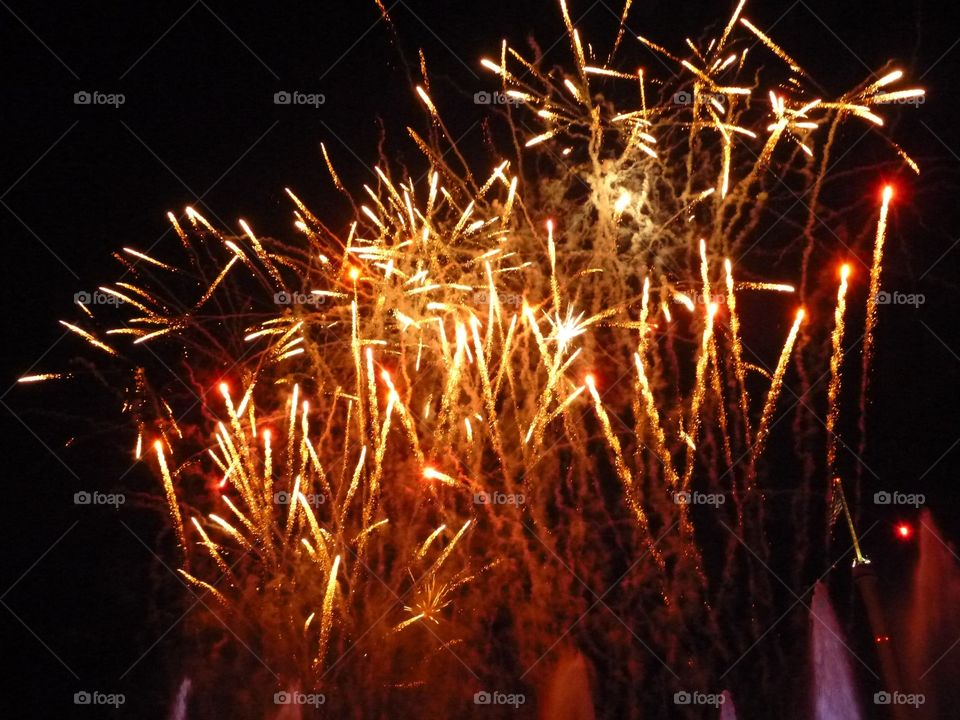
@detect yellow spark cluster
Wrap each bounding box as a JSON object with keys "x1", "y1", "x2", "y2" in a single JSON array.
[{"x1": 25, "y1": 0, "x2": 918, "y2": 703}]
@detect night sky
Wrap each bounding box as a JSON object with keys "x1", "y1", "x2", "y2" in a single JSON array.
[{"x1": 2, "y1": 1, "x2": 959, "y2": 718}]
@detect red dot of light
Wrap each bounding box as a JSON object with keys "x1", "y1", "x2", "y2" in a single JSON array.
[{"x1": 895, "y1": 522, "x2": 913, "y2": 540}]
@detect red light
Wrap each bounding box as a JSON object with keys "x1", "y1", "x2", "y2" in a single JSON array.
[{"x1": 895, "y1": 522, "x2": 913, "y2": 540}]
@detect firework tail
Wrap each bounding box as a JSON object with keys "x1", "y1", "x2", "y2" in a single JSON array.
[
  {"x1": 826, "y1": 265, "x2": 851, "y2": 476},
  {"x1": 856, "y1": 186, "x2": 894, "y2": 519}
]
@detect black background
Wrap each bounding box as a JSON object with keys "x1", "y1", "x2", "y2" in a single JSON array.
[{"x1": 2, "y1": 1, "x2": 959, "y2": 717}]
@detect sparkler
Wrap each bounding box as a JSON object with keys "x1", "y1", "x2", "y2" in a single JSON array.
[{"x1": 21, "y1": 2, "x2": 921, "y2": 716}]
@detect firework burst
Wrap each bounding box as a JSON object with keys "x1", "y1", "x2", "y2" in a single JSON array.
[{"x1": 23, "y1": 2, "x2": 919, "y2": 717}]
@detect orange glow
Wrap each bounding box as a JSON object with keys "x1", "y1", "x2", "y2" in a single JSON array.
[{"x1": 423, "y1": 466, "x2": 456, "y2": 486}]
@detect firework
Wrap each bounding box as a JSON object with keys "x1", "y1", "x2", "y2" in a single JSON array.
[
  {"x1": 861, "y1": 185, "x2": 895, "y2": 407},
  {"x1": 826, "y1": 264, "x2": 852, "y2": 475},
  {"x1": 752, "y1": 308, "x2": 805, "y2": 463},
  {"x1": 23, "y1": 2, "x2": 921, "y2": 717}
]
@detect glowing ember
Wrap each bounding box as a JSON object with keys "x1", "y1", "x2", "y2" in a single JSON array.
[{"x1": 896, "y1": 522, "x2": 914, "y2": 540}]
